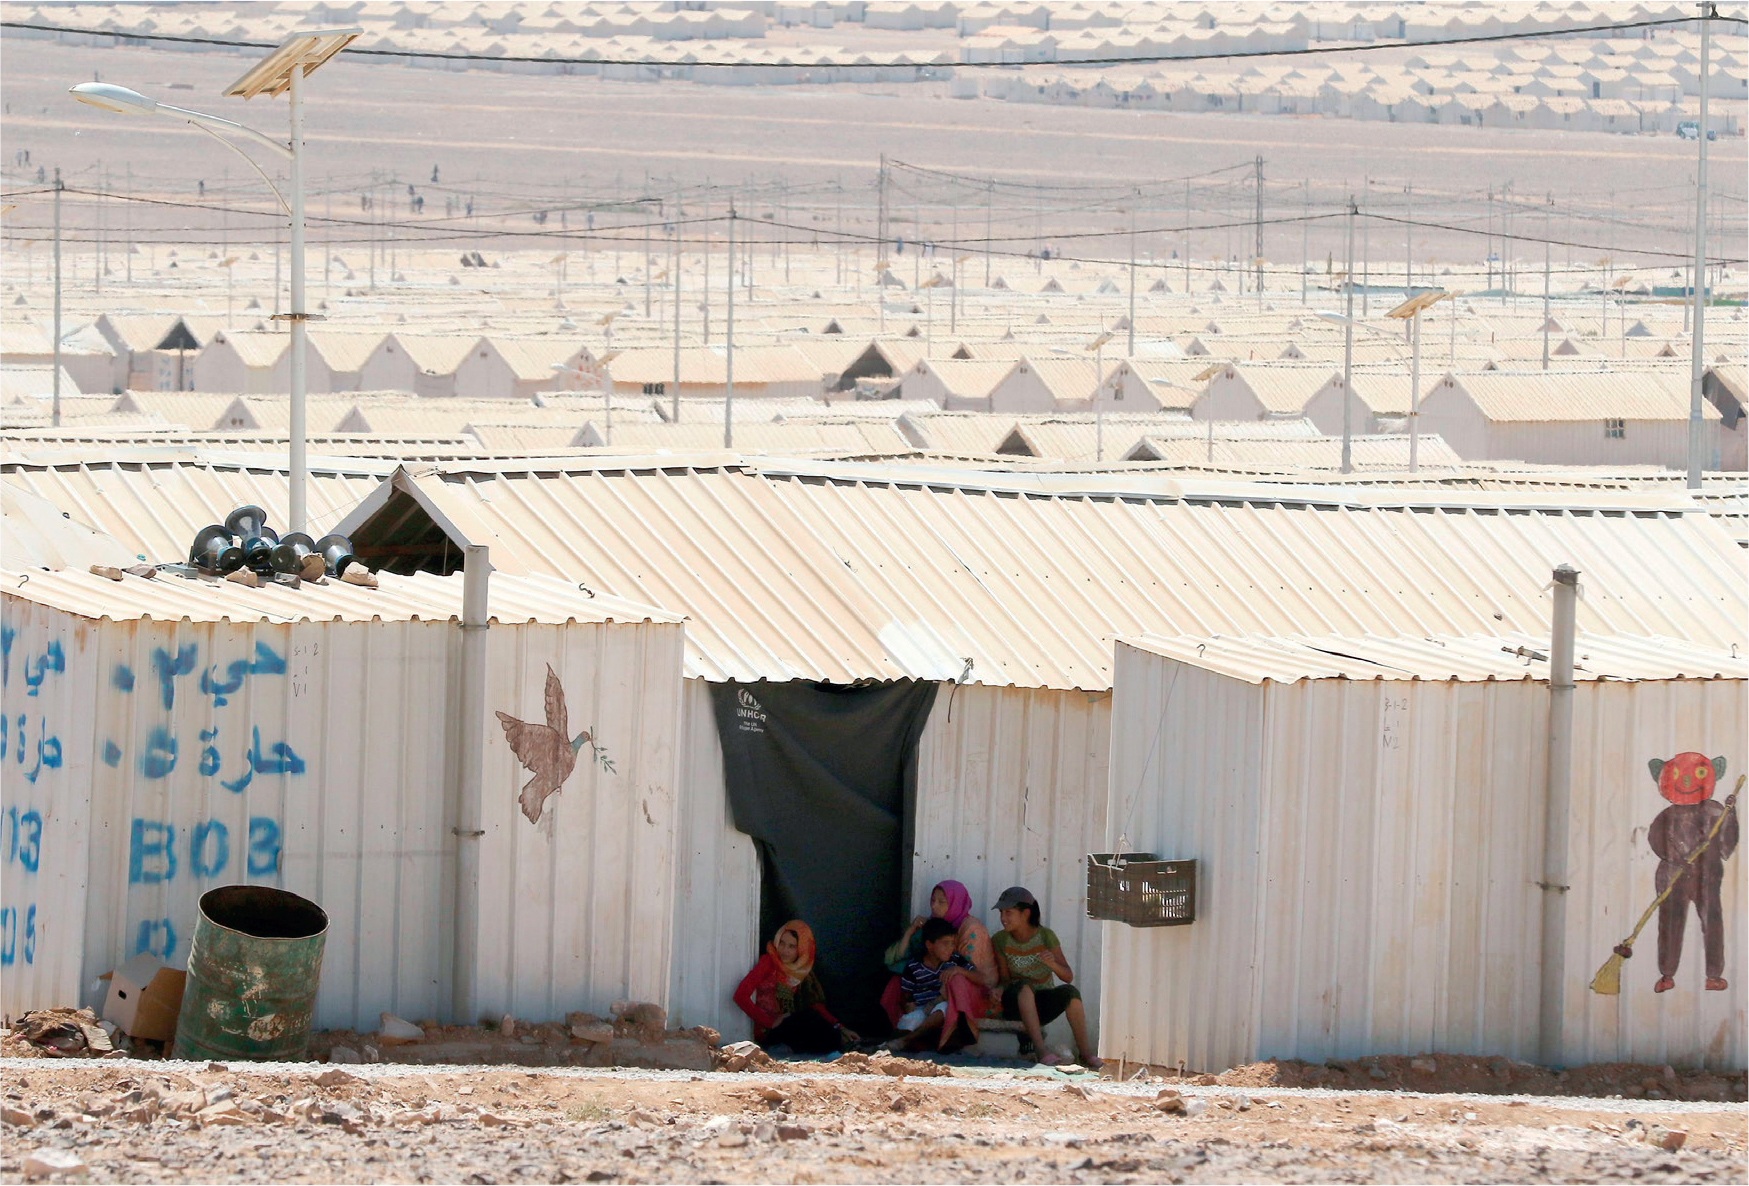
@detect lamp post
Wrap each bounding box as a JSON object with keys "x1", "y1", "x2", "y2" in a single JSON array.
[
  {"x1": 1386, "y1": 289, "x2": 1450, "y2": 474},
  {"x1": 69, "y1": 28, "x2": 359, "y2": 535},
  {"x1": 1052, "y1": 328, "x2": 1116, "y2": 462}
]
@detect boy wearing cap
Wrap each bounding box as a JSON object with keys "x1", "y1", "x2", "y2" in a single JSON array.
[{"x1": 990, "y1": 886, "x2": 1102, "y2": 1070}]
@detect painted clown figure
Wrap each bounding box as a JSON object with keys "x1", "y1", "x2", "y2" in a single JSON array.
[{"x1": 1645, "y1": 753, "x2": 1738, "y2": 992}]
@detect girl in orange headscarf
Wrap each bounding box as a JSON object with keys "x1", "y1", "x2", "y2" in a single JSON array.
[{"x1": 734, "y1": 920, "x2": 860, "y2": 1053}]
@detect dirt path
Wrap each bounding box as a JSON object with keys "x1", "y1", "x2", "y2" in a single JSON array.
[{"x1": 3, "y1": 1059, "x2": 1744, "y2": 1184}]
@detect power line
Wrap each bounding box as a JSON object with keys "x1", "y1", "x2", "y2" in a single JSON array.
[{"x1": 5, "y1": 14, "x2": 1744, "y2": 71}]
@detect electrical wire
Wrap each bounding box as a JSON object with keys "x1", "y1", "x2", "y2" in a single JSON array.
[{"x1": 5, "y1": 14, "x2": 1744, "y2": 69}]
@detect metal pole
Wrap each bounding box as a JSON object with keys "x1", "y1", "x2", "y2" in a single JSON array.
[
  {"x1": 984, "y1": 179, "x2": 993, "y2": 288},
  {"x1": 877, "y1": 155, "x2": 887, "y2": 334},
  {"x1": 1095, "y1": 337, "x2": 1104, "y2": 463},
  {"x1": 1253, "y1": 154, "x2": 1263, "y2": 303},
  {"x1": 702, "y1": 178, "x2": 711, "y2": 344},
  {"x1": 1687, "y1": 2, "x2": 1712, "y2": 488},
  {"x1": 452, "y1": 544, "x2": 491, "y2": 1024},
  {"x1": 52, "y1": 172, "x2": 62, "y2": 429},
  {"x1": 1184, "y1": 178, "x2": 1191, "y2": 293},
  {"x1": 1539, "y1": 563, "x2": 1580, "y2": 1069},
  {"x1": 725, "y1": 207, "x2": 735, "y2": 449},
  {"x1": 287, "y1": 63, "x2": 309, "y2": 535},
  {"x1": 672, "y1": 189, "x2": 682, "y2": 423},
  {"x1": 644, "y1": 174, "x2": 652, "y2": 318},
  {"x1": 125, "y1": 163, "x2": 132, "y2": 284},
  {"x1": 1127, "y1": 198, "x2": 1137, "y2": 356},
  {"x1": 1405, "y1": 184, "x2": 1412, "y2": 292},
  {"x1": 1342, "y1": 198, "x2": 1356, "y2": 475},
  {"x1": 1542, "y1": 195, "x2": 1552, "y2": 372},
  {"x1": 1360, "y1": 175, "x2": 1370, "y2": 317},
  {"x1": 1301, "y1": 178, "x2": 1309, "y2": 305},
  {"x1": 1410, "y1": 307, "x2": 1421, "y2": 473}
]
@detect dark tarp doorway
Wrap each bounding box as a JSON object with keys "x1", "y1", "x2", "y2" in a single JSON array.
[{"x1": 710, "y1": 679, "x2": 937, "y2": 1038}]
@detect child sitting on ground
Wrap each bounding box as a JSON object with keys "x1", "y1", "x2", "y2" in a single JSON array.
[{"x1": 893, "y1": 918, "x2": 974, "y2": 1050}]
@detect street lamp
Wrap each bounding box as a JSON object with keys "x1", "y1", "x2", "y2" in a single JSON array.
[
  {"x1": 550, "y1": 362, "x2": 613, "y2": 446},
  {"x1": 1051, "y1": 328, "x2": 1116, "y2": 462},
  {"x1": 1386, "y1": 289, "x2": 1449, "y2": 474},
  {"x1": 70, "y1": 27, "x2": 359, "y2": 535}
]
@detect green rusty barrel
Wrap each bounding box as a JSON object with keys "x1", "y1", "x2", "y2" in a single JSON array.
[{"x1": 172, "y1": 885, "x2": 328, "y2": 1062}]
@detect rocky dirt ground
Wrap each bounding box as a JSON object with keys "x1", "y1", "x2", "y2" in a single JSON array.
[{"x1": 2, "y1": 1054, "x2": 1745, "y2": 1185}]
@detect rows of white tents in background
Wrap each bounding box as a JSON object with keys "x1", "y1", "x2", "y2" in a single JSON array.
[{"x1": 13, "y1": 1, "x2": 1744, "y2": 120}]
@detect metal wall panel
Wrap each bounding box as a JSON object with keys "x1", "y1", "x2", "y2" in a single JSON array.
[
  {"x1": 1561, "y1": 678, "x2": 1746, "y2": 1069},
  {"x1": 1103, "y1": 637, "x2": 1747, "y2": 1073},
  {"x1": 667, "y1": 679, "x2": 759, "y2": 1040},
  {"x1": 1, "y1": 598, "x2": 96, "y2": 1018},
  {"x1": 474, "y1": 621, "x2": 686, "y2": 1023},
  {"x1": 913, "y1": 683, "x2": 1111, "y2": 1038},
  {"x1": 1098, "y1": 650, "x2": 1268, "y2": 1074},
  {"x1": 1101, "y1": 642, "x2": 1551, "y2": 1072},
  {"x1": 2, "y1": 596, "x2": 686, "y2": 1033}
]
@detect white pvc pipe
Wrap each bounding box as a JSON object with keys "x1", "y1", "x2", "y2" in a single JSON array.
[
  {"x1": 1539, "y1": 563, "x2": 1579, "y2": 1067},
  {"x1": 452, "y1": 544, "x2": 491, "y2": 1023},
  {"x1": 287, "y1": 65, "x2": 308, "y2": 535}
]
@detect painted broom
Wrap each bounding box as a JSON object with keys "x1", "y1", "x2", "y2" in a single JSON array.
[{"x1": 1590, "y1": 775, "x2": 1742, "y2": 996}]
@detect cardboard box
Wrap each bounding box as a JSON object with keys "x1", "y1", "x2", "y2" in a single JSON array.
[{"x1": 101, "y1": 954, "x2": 187, "y2": 1043}]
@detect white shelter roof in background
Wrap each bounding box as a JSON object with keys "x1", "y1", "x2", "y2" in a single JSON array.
[
  {"x1": 1, "y1": 566, "x2": 678, "y2": 628},
  {"x1": 342, "y1": 459, "x2": 1747, "y2": 691},
  {"x1": 1121, "y1": 632, "x2": 1749, "y2": 685}
]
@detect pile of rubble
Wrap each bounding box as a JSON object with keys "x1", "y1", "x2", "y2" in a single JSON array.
[
  {"x1": 2, "y1": 1009, "x2": 128, "y2": 1059},
  {"x1": 309, "y1": 1000, "x2": 723, "y2": 1072}
]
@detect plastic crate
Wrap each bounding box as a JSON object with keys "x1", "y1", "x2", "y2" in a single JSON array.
[{"x1": 1086, "y1": 853, "x2": 1197, "y2": 927}]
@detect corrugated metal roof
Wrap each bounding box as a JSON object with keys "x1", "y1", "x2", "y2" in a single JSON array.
[
  {"x1": 1, "y1": 455, "x2": 395, "y2": 563},
  {"x1": 305, "y1": 330, "x2": 390, "y2": 374},
  {"x1": 1121, "y1": 632, "x2": 1749, "y2": 684},
  {"x1": 1, "y1": 565, "x2": 678, "y2": 626},
  {"x1": 606, "y1": 345, "x2": 821, "y2": 385},
  {"x1": 1128, "y1": 432, "x2": 1466, "y2": 471},
  {"x1": 578, "y1": 419, "x2": 913, "y2": 455},
  {"x1": 1448, "y1": 370, "x2": 1721, "y2": 422},
  {"x1": 343, "y1": 461, "x2": 1748, "y2": 690},
  {"x1": 211, "y1": 331, "x2": 291, "y2": 370}
]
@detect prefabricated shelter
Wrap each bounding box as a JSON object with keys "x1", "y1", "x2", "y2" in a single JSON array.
[
  {"x1": 0, "y1": 565, "x2": 686, "y2": 1031},
  {"x1": 192, "y1": 331, "x2": 292, "y2": 395},
  {"x1": 1099, "y1": 633, "x2": 1747, "y2": 1074},
  {"x1": 334, "y1": 460, "x2": 1749, "y2": 1047},
  {"x1": 1419, "y1": 371, "x2": 1732, "y2": 469},
  {"x1": 604, "y1": 346, "x2": 823, "y2": 402}
]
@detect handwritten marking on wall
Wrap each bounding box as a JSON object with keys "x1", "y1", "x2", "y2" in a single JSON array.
[{"x1": 128, "y1": 816, "x2": 282, "y2": 887}]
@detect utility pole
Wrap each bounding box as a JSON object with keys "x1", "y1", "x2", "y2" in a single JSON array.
[
  {"x1": 1342, "y1": 197, "x2": 1356, "y2": 475},
  {"x1": 1405, "y1": 183, "x2": 1413, "y2": 292},
  {"x1": 1361, "y1": 174, "x2": 1370, "y2": 317},
  {"x1": 672, "y1": 188, "x2": 682, "y2": 423},
  {"x1": 1486, "y1": 187, "x2": 1494, "y2": 291},
  {"x1": 1253, "y1": 154, "x2": 1263, "y2": 303},
  {"x1": 702, "y1": 177, "x2": 711, "y2": 344},
  {"x1": 984, "y1": 178, "x2": 993, "y2": 287},
  {"x1": 1687, "y1": 0, "x2": 1712, "y2": 488},
  {"x1": 1183, "y1": 178, "x2": 1191, "y2": 293},
  {"x1": 1127, "y1": 196, "x2": 1137, "y2": 356},
  {"x1": 725, "y1": 206, "x2": 736, "y2": 450},
  {"x1": 644, "y1": 172, "x2": 653, "y2": 318},
  {"x1": 1542, "y1": 194, "x2": 1553, "y2": 372},
  {"x1": 124, "y1": 163, "x2": 132, "y2": 284},
  {"x1": 52, "y1": 171, "x2": 62, "y2": 429},
  {"x1": 877, "y1": 154, "x2": 888, "y2": 334},
  {"x1": 835, "y1": 181, "x2": 843, "y2": 285},
  {"x1": 1301, "y1": 178, "x2": 1309, "y2": 305}
]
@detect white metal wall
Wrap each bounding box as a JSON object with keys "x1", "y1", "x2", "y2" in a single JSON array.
[
  {"x1": 664, "y1": 681, "x2": 1115, "y2": 1044},
  {"x1": 1, "y1": 598, "x2": 685, "y2": 1033},
  {"x1": 1562, "y1": 678, "x2": 1746, "y2": 1069},
  {"x1": 667, "y1": 678, "x2": 758, "y2": 1039},
  {"x1": 1, "y1": 599, "x2": 96, "y2": 1018},
  {"x1": 1097, "y1": 653, "x2": 1270, "y2": 1073},
  {"x1": 1101, "y1": 640, "x2": 1747, "y2": 1073},
  {"x1": 913, "y1": 683, "x2": 1111, "y2": 1036},
  {"x1": 1250, "y1": 676, "x2": 1548, "y2": 1066},
  {"x1": 474, "y1": 621, "x2": 686, "y2": 1024}
]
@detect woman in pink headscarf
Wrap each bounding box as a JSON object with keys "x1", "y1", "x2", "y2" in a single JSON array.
[{"x1": 881, "y1": 880, "x2": 997, "y2": 1049}]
